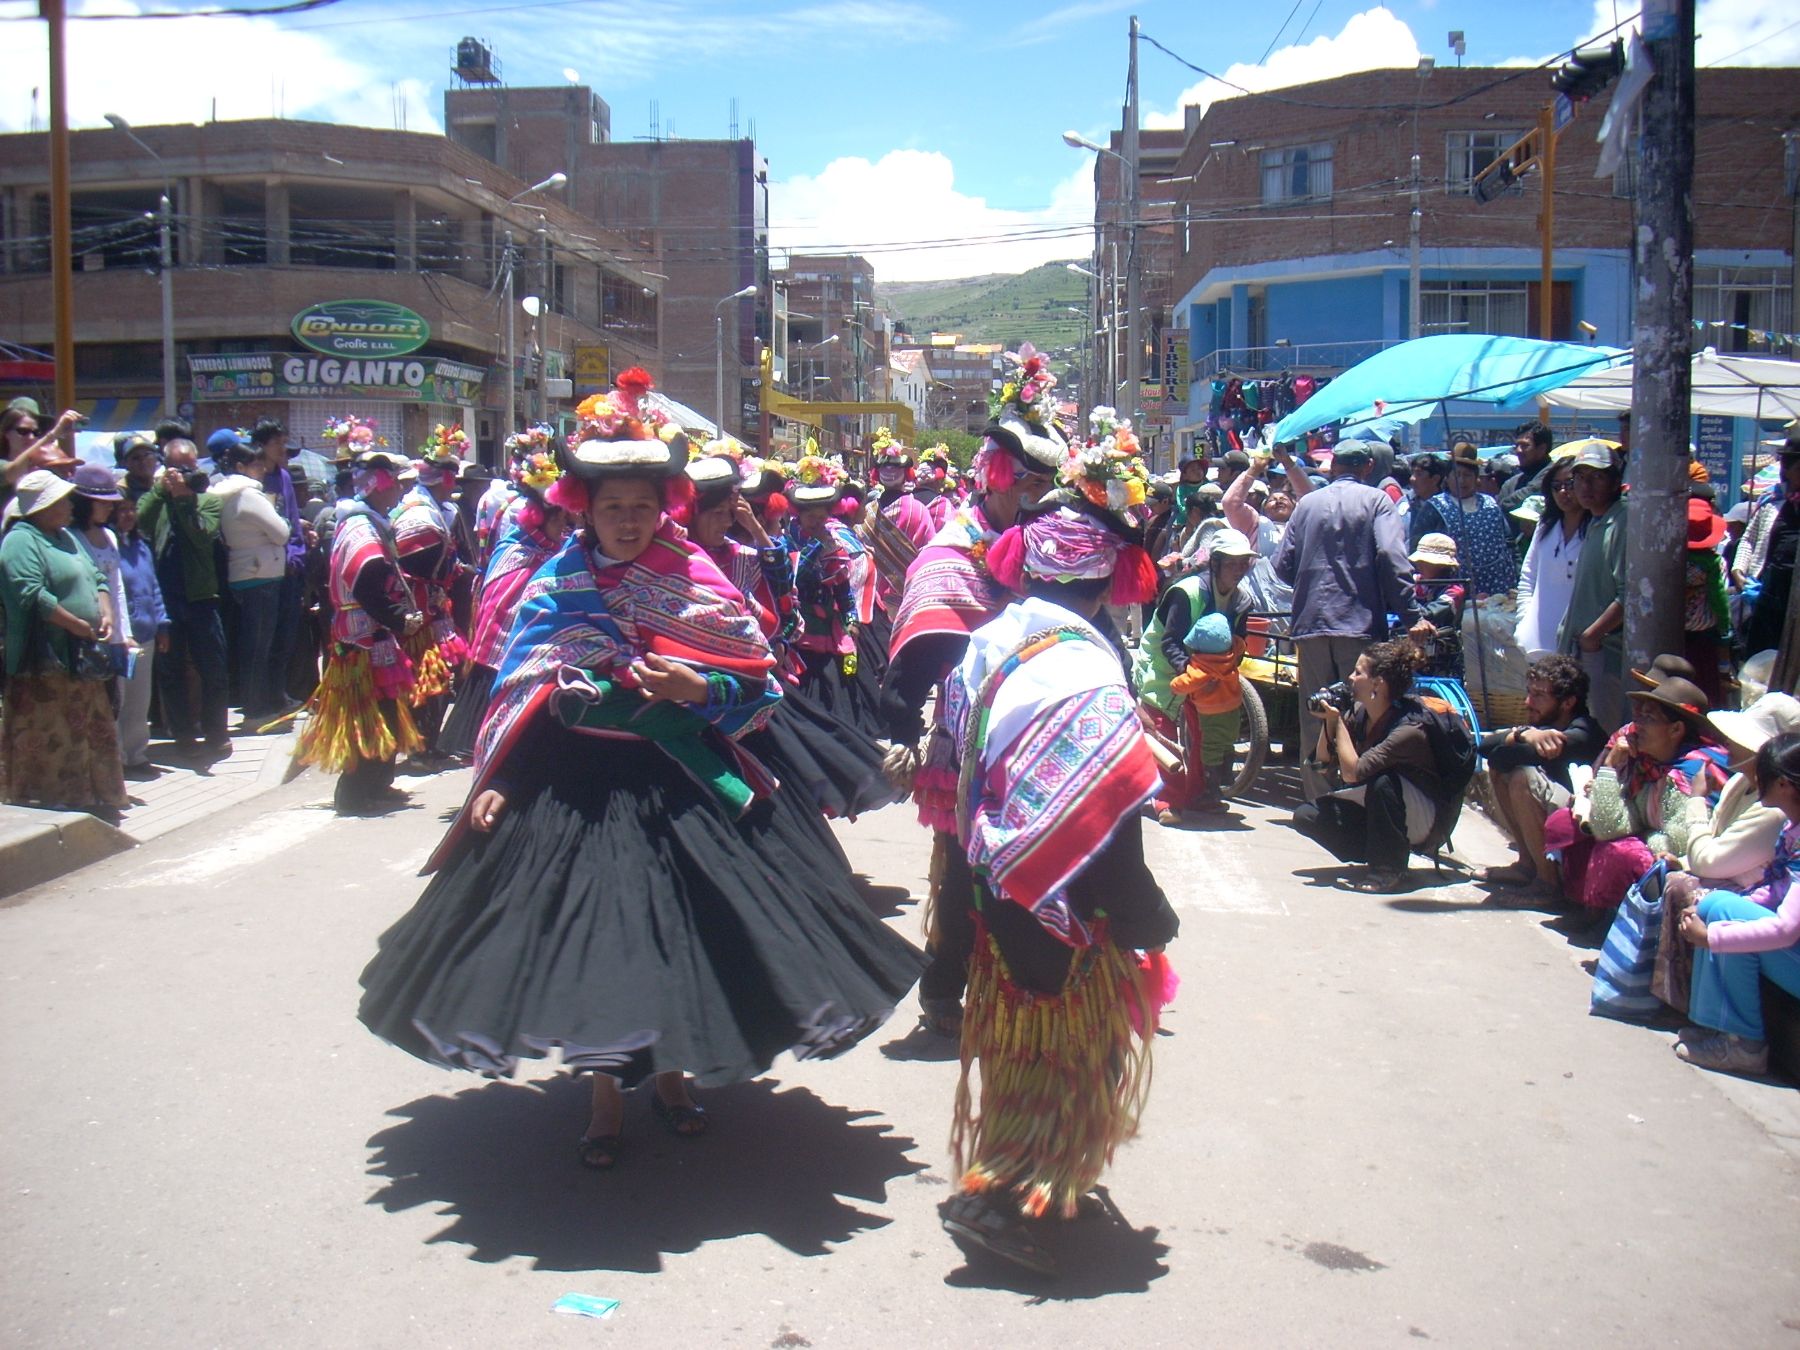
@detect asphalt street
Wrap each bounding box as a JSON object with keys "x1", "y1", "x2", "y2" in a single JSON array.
[{"x1": 4, "y1": 762, "x2": 1800, "y2": 1347}]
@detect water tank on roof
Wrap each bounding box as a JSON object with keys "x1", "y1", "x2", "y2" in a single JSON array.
[{"x1": 454, "y1": 38, "x2": 501, "y2": 86}]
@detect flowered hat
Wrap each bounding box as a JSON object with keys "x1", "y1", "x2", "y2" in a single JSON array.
[
  {"x1": 323, "y1": 415, "x2": 386, "y2": 463},
  {"x1": 979, "y1": 342, "x2": 1069, "y2": 487},
  {"x1": 506, "y1": 424, "x2": 561, "y2": 493},
  {"x1": 563, "y1": 367, "x2": 685, "y2": 479},
  {"x1": 420, "y1": 422, "x2": 469, "y2": 465},
  {"x1": 789, "y1": 452, "x2": 847, "y2": 506},
  {"x1": 686, "y1": 454, "x2": 744, "y2": 508},
  {"x1": 870, "y1": 426, "x2": 912, "y2": 470},
  {"x1": 1066, "y1": 406, "x2": 1150, "y2": 514}
]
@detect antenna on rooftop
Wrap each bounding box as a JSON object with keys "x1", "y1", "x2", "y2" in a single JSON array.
[
  {"x1": 649, "y1": 99, "x2": 660, "y2": 141},
  {"x1": 730, "y1": 97, "x2": 739, "y2": 139}
]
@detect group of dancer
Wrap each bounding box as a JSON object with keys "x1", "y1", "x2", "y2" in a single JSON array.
[{"x1": 319, "y1": 348, "x2": 1179, "y2": 1276}]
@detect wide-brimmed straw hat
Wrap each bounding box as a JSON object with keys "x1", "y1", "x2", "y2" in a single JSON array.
[
  {"x1": 1409, "y1": 531, "x2": 1460, "y2": 569},
  {"x1": 1708, "y1": 692, "x2": 1800, "y2": 758}
]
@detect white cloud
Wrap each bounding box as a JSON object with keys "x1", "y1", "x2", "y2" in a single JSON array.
[
  {"x1": 769, "y1": 150, "x2": 1094, "y2": 283},
  {"x1": 1588, "y1": 0, "x2": 1800, "y2": 66},
  {"x1": 1144, "y1": 6, "x2": 1423, "y2": 128},
  {"x1": 1, "y1": 2, "x2": 440, "y2": 134}
]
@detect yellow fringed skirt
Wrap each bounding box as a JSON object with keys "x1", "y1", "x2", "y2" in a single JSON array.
[
  {"x1": 951, "y1": 919, "x2": 1155, "y2": 1220},
  {"x1": 293, "y1": 646, "x2": 424, "y2": 775}
]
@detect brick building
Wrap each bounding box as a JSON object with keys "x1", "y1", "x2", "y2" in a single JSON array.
[
  {"x1": 0, "y1": 117, "x2": 660, "y2": 456},
  {"x1": 447, "y1": 82, "x2": 770, "y2": 440},
  {"x1": 894, "y1": 338, "x2": 1002, "y2": 435},
  {"x1": 1163, "y1": 65, "x2": 1799, "y2": 467},
  {"x1": 769, "y1": 253, "x2": 893, "y2": 452}
]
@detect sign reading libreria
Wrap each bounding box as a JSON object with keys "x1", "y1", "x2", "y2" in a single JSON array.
[
  {"x1": 292, "y1": 299, "x2": 430, "y2": 358},
  {"x1": 188, "y1": 352, "x2": 486, "y2": 405}
]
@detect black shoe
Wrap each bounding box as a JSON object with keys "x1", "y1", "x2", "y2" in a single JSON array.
[
  {"x1": 122, "y1": 761, "x2": 163, "y2": 782},
  {"x1": 201, "y1": 737, "x2": 233, "y2": 763}
]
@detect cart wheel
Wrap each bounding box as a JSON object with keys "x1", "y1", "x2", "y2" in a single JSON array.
[{"x1": 1226, "y1": 680, "x2": 1269, "y2": 799}]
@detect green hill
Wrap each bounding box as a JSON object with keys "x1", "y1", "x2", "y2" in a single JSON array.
[{"x1": 879, "y1": 260, "x2": 1089, "y2": 352}]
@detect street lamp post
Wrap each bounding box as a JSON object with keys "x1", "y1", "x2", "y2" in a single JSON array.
[
  {"x1": 104, "y1": 114, "x2": 175, "y2": 419},
  {"x1": 715, "y1": 284, "x2": 758, "y2": 439},
  {"x1": 500, "y1": 173, "x2": 567, "y2": 438}
]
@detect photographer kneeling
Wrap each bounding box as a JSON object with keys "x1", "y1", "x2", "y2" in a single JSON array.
[{"x1": 1293, "y1": 638, "x2": 1445, "y2": 894}]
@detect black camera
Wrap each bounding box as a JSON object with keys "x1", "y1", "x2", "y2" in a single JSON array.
[
  {"x1": 182, "y1": 468, "x2": 210, "y2": 493},
  {"x1": 1308, "y1": 680, "x2": 1355, "y2": 715}
]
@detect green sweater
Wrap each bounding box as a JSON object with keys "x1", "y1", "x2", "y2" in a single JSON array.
[
  {"x1": 0, "y1": 519, "x2": 107, "y2": 677},
  {"x1": 134, "y1": 482, "x2": 222, "y2": 603}
]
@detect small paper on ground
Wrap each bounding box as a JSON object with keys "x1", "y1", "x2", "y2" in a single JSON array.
[{"x1": 551, "y1": 1293, "x2": 620, "y2": 1320}]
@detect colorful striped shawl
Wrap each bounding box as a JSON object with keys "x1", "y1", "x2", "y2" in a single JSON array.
[
  {"x1": 467, "y1": 519, "x2": 561, "y2": 668},
  {"x1": 477, "y1": 520, "x2": 778, "y2": 772},
  {"x1": 945, "y1": 598, "x2": 1160, "y2": 947},
  {"x1": 327, "y1": 502, "x2": 408, "y2": 649},
  {"x1": 889, "y1": 503, "x2": 1012, "y2": 662}
]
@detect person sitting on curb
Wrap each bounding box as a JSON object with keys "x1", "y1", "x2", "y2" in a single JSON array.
[
  {"x1": 1673, "y1": 730, "x2": 1800, "y2": 1077},
  {"x1": 1543, "y1": 671, "x2": 1730, "y2": 914},
  {"x1": 1477, "y1": 654, "x2": 1606, "y2": 902}
]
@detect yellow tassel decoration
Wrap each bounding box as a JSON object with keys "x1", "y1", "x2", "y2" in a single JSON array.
[
  {"x1": 950, "y1": 920, "x2": 1156, "y2": 1220},
  {"x1": 404, "y1": 628, "x2": 455, "y2": 702}
]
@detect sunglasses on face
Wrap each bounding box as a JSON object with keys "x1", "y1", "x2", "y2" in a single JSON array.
[
  {"x1": 1551, "y1": 478, "x2": 1577, "y2": 492},
  {"x1": 8, "y1": 425, "x2": 38, "y2": 437}
]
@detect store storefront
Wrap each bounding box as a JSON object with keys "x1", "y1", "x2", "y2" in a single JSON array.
[{"x1": 186, "y1": 350, "x2": 486, "y2": 458}]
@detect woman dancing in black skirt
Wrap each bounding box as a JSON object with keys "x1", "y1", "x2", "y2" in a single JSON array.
[{"x1": 358, "y1": 372, "x2": 922, "y2": 1169}]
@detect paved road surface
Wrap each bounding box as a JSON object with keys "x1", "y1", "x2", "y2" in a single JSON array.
[{"x1": 4, "y1": 764, "x2": 1799, "y2": 1347}]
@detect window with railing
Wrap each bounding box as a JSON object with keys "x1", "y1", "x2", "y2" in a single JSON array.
[
  {"x1": 1693, "y1": 266, "x2": 1793, "y2": 353},
  {"x1": 1446, "y1": 129, "x2": 1523, "y2": 194},
  {"x1": 1260, "y1": 142, "x2": 1332, "y2": 204}
]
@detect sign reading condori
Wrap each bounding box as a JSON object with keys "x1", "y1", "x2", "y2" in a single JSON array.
[
  {"x1": 291, "y1": 299, "x2": 430, "y2": 358},
  {"x1": 188, "y1": 352, "x2": 485, "y2": 404}
]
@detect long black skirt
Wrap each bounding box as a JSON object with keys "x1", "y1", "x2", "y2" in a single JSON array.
[
  {"x1": 796, "y1": 647, "x2": 889, "y2": 744},
  {"x1": 757, "y1": 685, "x2": 901, "y2": 820},
  {"x1": 357, "y1": 723, "x2": 924, "y2": 1088},
  {"x1": 436, "y1": 663, "x2": 494, "y2": 760}
]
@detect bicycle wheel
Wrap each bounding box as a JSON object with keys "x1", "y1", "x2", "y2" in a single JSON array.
[{"x1": 1225, "y1": 679, "x2": 1268, "y2": 799}]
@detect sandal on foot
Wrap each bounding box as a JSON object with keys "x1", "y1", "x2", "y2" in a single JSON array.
[
  {"x1": 939, "y1": 1193, "x2": 1057, "y2": 1277},
  {"x1": 650, "y1": 1095, "x2": 709, "y2": 1137},
  {"x1": 576, "y1": 1134, "x2": 622, "y2": 1170},
  {"x1": 1342, "y1": 868, "x2": 1408, "y2": 894}
]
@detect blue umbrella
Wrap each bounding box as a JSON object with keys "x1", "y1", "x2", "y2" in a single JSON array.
[{"x1": 1268, "y1": 334, "x2": 1629, "y2": 445}]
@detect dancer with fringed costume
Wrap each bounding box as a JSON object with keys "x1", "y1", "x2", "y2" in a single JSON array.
[
  {"x1": 392, "y1": 443, "x2": 471, "y2": 760},
  {"x1": 685, "y1": 454, "x2": 899, "y2": 820},
  {"x1": 357, "y1": 369, "x2": 922, "y2": 1172},
  {"x1": 293, "y1": 445, "x2": 426, "y2": 815},
  {"x1": 879, "y1": 343, "x2": 1078, "y2": 1037},
  {"x1": 438, "y1": 428, "x2": 570, "y2": 761},
  {"x1": 936, "y1": 492, "x2": 1178, "y2": 1277}
]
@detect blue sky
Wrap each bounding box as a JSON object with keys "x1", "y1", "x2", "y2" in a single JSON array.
[{"x1": 5, "y1": 0, "x2": 1796, "y2": 279}]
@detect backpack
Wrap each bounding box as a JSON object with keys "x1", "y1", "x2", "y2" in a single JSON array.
[{"x1": 1402, "y1": 694, "x2": 1478, "y2": 801}]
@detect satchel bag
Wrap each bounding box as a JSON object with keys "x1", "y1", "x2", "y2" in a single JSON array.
[
  {"x1": 1591, "y1": 860, "x2": 1668, "y2": 1022},
  {"x1": 69, "y1": 636, "x2": 115, "y2": 682}
]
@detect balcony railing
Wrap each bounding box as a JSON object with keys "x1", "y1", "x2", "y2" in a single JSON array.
[{"x1": 1191, "y1": 338, "x2": 1399, "y2": 385}]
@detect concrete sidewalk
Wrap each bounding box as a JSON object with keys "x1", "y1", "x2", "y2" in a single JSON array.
[{"x1": 0, "y1": 728, "x2": 300, "y2": 898}]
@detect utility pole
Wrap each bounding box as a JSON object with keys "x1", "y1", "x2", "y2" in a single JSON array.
[
  {"x1": 1122, "y1": 13, "x2": 1143, "y2": 429},
  {"x1": 44, "y1": 0, "x2": 74, "y2": 414},
  {"x1": 157, "y1": 192, "x2": 175, "y2": 417},
  {"x1": 1624, "y1": 0, "x2": 1695, "y2": 678},
  {"x1": 1408, "y1": 151, "x2": 1422, "y2": 449},
  {"x1": 502, "y1": 229, "x2": 516, "y2": 437}
]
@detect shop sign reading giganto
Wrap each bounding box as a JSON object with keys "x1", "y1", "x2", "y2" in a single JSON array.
[{"x1": 292, "y1": 299, "x2": 430, "y2": 359}]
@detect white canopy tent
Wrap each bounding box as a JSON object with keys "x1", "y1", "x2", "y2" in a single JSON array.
[{"x1": 1542, "y1": 348, "x2": 1800, "y2": 422}]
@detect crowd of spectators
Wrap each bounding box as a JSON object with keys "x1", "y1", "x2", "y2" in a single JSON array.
[{"x1": 0, "y1": 399, "x2": 494, "y2": 823}]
